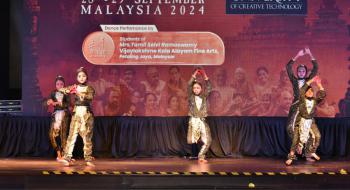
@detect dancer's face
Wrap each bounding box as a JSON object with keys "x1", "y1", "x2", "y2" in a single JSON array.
[
  {"x1": 192, "y1": 83, "x2": 202, "y2": 95},
  {"x1": 77, "y1": 72, "x2": 87, "y2": 84},
  {"x1": 55, "y1": 80, "x2": 64, "y2": 90},
  {"x1": 297, "y1": 67, "x2": 306, "y2": 79}
]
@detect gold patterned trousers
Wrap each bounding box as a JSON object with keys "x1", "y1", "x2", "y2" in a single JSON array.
[
  {"x1": 187, "y1": 117, "x2": 212, "y2": 159},
  {"x1": 290, "y1": 118, "x2": 321, "y2": 157},
  {"x1": 49, "y1": 110, "x2": 68, "y2": 152},
  {"x1": 64, "y1": 106, "x2": 94, "y2": 162}
]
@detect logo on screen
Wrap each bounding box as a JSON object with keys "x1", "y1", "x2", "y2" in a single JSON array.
[
  {"x1": 82, "y1": 32, "x2": 115, "y2": 64},
  {"x1": 226, "y1": 0, "x2": 307, "y2": 15}
]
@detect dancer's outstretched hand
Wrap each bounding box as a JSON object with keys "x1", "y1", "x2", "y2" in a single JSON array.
[
  {"x1": 297, "y1": 49, "x2": 305, "y2": 57},
  {"x1": 192, "y1": 69, "x2": 200, "y2": 78},
  {"x1": 304, "y1": 47, "x2": 316, "y2": 60},
  {"x1": 304, "y1": 47, "x2": 311, "y2": 55},
  {"x1": 314, "y1": 76, "x2": 322, "y2": 85},
  {"x1": 47, "y1": 99, "x2": 54, "y2": 106},
  {"x1": 69, "y1": 84, "x2": 77, "y2": 94},
  {"x1": 293, "y1": 49, "x2": 305, "y2": 61},
  {"x1": 201, "y1": 69, "x2": 209, "y2": 80}
]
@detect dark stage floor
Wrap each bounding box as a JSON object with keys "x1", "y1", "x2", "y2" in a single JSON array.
[{"x1": 1, "y1": 157, "x2": 350, "y2": 189}]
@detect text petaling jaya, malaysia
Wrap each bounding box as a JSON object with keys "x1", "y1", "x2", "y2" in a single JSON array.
[{"x1": 81, "y1": 0, "x2": 205, "y2": 15}]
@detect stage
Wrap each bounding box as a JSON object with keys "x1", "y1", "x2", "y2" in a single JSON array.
[
  {"x1": 2, "y1": 0, "x2": 349, "y2": 189},
  {"x1": 1, "y1": 116, "x2": 350, "y2": 189},
  {"x1": 0, "y1": 157, "x2": 350, "y2": 189}
]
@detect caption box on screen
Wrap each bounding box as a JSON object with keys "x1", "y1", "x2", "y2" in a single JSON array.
[{"x1": 82, "y1": 31, "x2": 225, "y2": 65}]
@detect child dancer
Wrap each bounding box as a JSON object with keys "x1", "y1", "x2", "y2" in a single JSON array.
[
  {"x1": 187, "y1": 68, "x2": 212, "y2": 163},
  {"x1": 286, "y1": 48, "x2": 318, "y2": 139},
  {"x1": 286, "y1": 76, "x2": 325, "y2": 166},
  {"x1": 59, "y1": 67, "x2": 96, "y2": 167},
  {"x1": 46, "y1": 75, "x2": 70, "y2": 161}
]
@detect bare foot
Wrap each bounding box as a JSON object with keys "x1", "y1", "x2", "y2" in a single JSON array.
[
  {"x1": 198, "y1": 159, "x2": 208, "y2": 163},
  {"x1": 57, "y1": 151, "x2": 62, "y2": 158},
  {"x1": 86, "y1": 161, "x2": 95, "y2": 167},
  {"x1": 56, "y1": 151, "x2": 63, "y2": 161},
  {"x1": 311, "y1": 153, "x2": 320, "y2": 161},
  {"x1": 58, "y1": 159, "x2": 71, "y2": 167},
  {"x1": 285, "y1": 159, "x2": 293, "y2": 166}
]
